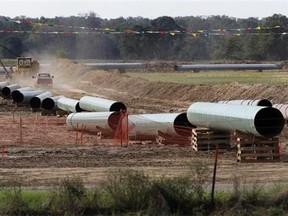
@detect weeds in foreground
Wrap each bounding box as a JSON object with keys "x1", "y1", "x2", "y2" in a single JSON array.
[{"x1": 0, "y1": 164, "x2": 288, "y2": 215}]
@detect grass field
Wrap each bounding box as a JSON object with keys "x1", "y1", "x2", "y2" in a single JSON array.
[{"x1": 127, "y1": 70, "x2": 288, "y2": 85}]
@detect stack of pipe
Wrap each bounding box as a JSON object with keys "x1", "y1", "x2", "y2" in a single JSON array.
[
  {"x1": 11, "y1": 87, "x2": 33, "y2": 98},
  {"x1": 0, "y1": 81, "x2": 10, "y2": 95},
  {"x1": 187, "y1": 102, "x2": 285, "y2": 138},
  {"x1": 127, "y1": 113, "x2": 195, "y2": 138},
  {"x1": 174, "y1": 63, "x2": 283, "y2": 72},
  {"x1": 79, "y1": 96, "x2": 126, "y2": 112},
  {"x1": 66, "y1": 112, "x2": 195, "y2": 140},
  {"x1": 30, "y1": 92, "x2": 53, "y2": 109},
  {"x1": 41, "y1": 96, "x2": 64, "y2": 111},
  {"x1": 56, "y1": 97, "x2": 83, "y2": 113},
  {"x1": 12, "y1": 90, "x2": 44, "y2": 104},
  {"x1": 1, "y1": 84, "x2": 21, "y2": 98},
  {"x1": 66, "y1": 112, "x2": 121, "y2": 135}
]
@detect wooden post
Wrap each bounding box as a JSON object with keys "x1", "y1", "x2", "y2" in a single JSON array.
[
  {"x1": 19, "y1": 117, "x2": 23, "y2": 143},
  {"x1": 12, "y1": 108, "x2": 16, "y2": 124},
  {"x1": 126, "y1": 111, "x2": 129, "y2": 146},
  {"x1": 33, "y1": 112, "x2": 39, "y2": 133},
  {"x1": 80, "y1": 124, "x2": 84, "y2": 145},
  {"x1": 75, "y1": 123, "x2": 79, "y2": 145},
  {"x1": 120, "y1": 112, "x2": 123, "y2": 147},
  {"x1": 45, "y1": 116, "x2": 48, "y2": 128},
  {"x1": 211, "y1": 143, "x2": 219, "y2": 208}
]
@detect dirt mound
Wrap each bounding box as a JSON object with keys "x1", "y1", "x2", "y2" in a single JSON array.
[{"x1": 282, "y1": 61, "x2": 288, "y2": 69}]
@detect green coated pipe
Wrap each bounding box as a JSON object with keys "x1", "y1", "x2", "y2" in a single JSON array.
[{"x1": 187, "y1": 102, "x2": 285, "y2": 138}]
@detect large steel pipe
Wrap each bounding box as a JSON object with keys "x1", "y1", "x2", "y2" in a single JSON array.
[
  {"x1": 187, "y1": 102, "x2": 285, "y2": 138},
  {"x1": 12, "y1": 90, "x2": 44, "y2": 104},
  {"x1": 218, "y1": 99, "x2": 272, "y2": 107},
  {"x1": 79, "y1": 96, "x2": 127, "y2": 112},
  {"x1": 84, "y1": 63, "x2": 146, "y2": 70},
  {"x1": 128, "y1": 113, "x2": 196, "y2": 138},
  {"x1": 66, "y1": 112, "x2": 121, "y2": 134},
  {"x1": 174, "y1": 64, "x2": 283, "y2": 72},
  {"x1": 273, "y1": 104, "x2": 288, "y2": 121},
  {"x1": 1, "y1": 84, "x2": 21, "y2": 97},
  {"x1": 11, "y1": 87, "x2": 34, "y2": 99},
  {"x1": 30, "y1": 92, "x2": 53, "y2": 109},
  {"x1": 0, "y1": 81, "x2": 10, "y2": 93},
  {"x1": 41, "y1": 96, "x2": 64, "y2": 110},
  {"x1": 56, "y1": 97, "x2": 83, "y2": 113}
]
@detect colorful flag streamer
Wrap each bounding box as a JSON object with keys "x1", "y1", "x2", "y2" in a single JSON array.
[{"x1": 0, "y1": 17, "x2": 287, "y2": 37}]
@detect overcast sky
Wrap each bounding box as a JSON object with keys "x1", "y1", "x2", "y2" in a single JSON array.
[{"x1": 0, "y1": 0, "x2": 287, "y2": 20}]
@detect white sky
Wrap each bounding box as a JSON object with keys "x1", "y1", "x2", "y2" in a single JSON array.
[{"x1": 0, "y1": 0, "x2": 287, "y2": 20}]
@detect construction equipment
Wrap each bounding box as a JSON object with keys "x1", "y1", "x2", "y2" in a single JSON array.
[
  {"x1": 16, "y1": 57, "x2": 40, "y2": 75},
  {"x1": 0, "y1": 44, "x2": 40, "y2": 78}
]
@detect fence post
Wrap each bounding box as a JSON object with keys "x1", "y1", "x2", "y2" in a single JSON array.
[
  {"x1": 211, "y1": 143, "x2": 219, "y2": 208},
  {"x1": 75, "y1": 123, "x2": 79, "y2": 144},
  {"x1": 19, "y1": 117, "x2": 23, "y2": 143}
]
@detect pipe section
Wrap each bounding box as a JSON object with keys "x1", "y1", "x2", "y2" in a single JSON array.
[
  {"x1": 66, "y1": 112, "x2": 121, "y2": 133},
  {"x1": 128, "y1": 113, "x2": 196, "y2": 138},
  {"x1": 273, "y1": 104, "x2": 288, "y2": 121},
  {"x1": 218, "y1": 99, "x2": 272, "y2": 107},
  {"x1": 30, "y1": 92, "x2": 53, "y2": 109},
  {"x1": 85, "y1": 63, "x2": 146, "y2": 70},
  {"x1": 11, "y1": 87, "x2": 34, "y2": 99},
  {"x1": 1, "y1": 84, "x2": 21, "y2": 97},
  {"x1": 56, "y1": 97, "x2": 83, "y2": 113},
  {"x1": 41, "y1": 96, "x2": 64, "y2": 110},
  {"x1": 12, "y1": 90, "x2": 44, "y2": 104},
  {"x1": 174, "y1": 64, "x2": 283, "y2": 72},
  {"x1": 0, "y1": 81, "x2": 10, "y2": 93},
  {"x1": 79, "y1": 96, "x2": 127, "y2": 112},
  {"x1": 187, "y1": 102, "x2": 284, "y2": 138}
]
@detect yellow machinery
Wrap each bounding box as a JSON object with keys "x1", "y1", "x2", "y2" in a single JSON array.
[
  {"x1": 16, "y1": 57, "x2": 40, "y2": 74},
  {"x1": 0, "y1": 44, "x2": 40, "y2": 80}
]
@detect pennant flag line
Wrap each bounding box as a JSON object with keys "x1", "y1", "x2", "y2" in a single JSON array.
[
  {"x1": 0, "y1": 17, "x2": 287, "y2": 37},
  {"x1": 0, "y1": 29, "x2": 287, "y2": 37}
]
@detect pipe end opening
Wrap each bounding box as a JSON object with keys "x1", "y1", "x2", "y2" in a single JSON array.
[
  {"x1": 110, "y1": 102, "x2": 127, "y2": 112},
  {"x1": 174, "y1": 113, "x2": 196, "y2": 136},
  {"x1": 255, "y1": 107, "x2": 285, "y2": 137}
]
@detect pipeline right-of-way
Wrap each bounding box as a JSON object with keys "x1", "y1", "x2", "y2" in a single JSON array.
[{"x1": 1, "y1": 81, "x2": 286, "y2": 141}]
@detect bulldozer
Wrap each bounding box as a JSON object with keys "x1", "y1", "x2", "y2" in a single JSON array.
[
  {"x1": 0, "y1": 44, "x2": 40, "y2": 80},
  {"x1": 15, "y1": 57, "x2": 40, "y2": 75}
]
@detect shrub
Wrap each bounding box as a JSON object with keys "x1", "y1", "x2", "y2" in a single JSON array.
[
  {"x1": 48, "y1": 177, "x2": 88, "y2": 215},
  {"x1": 100, "y1": 169, "x2": 152, "y2": 214},
  {"x1": 149, "y1": 174, "x2": 210, "y2": 215},
  {"x1": 0, "y1": 185, "x2": 32, "y2": 215}
]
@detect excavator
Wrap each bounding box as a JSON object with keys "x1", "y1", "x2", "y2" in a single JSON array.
[{"x1": 0, "y1": 44, "x2": 40, "y2": 80}]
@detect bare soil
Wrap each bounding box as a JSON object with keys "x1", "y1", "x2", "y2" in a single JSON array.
[{"x1": 1, "y1": 59, "x2": 288, "y2": 189}]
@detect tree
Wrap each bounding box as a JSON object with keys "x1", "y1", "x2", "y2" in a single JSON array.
[
  {"x1": 146, "y1": 16, "x2": 185, "y2": 59},
  {"x1": 261, "y1": 14, "x2": 288, "y2": 60},
  {"x1": 244, "y1": 35, "x2": 267, "y2": 61},
  {"x1": 214, "y1": 36, "x2": 243, "y2": 60}
]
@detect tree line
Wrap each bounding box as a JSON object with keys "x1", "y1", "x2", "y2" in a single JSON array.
[{"x1": 0, "y1": 13, "x2": 287, "y2": 61}]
